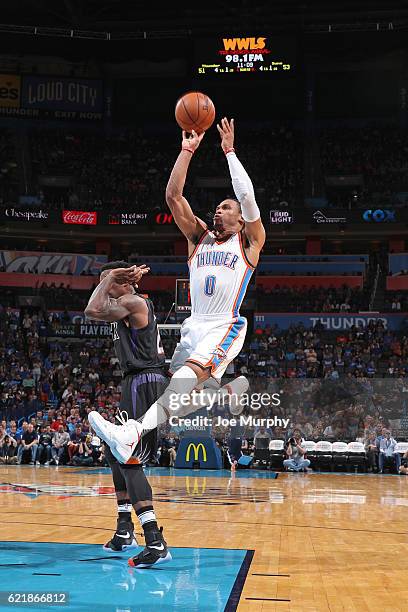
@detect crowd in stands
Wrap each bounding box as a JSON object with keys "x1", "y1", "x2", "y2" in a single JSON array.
[
  {"x1": 0, "y1": 122, "x2": 408, "y2": 212},
  {"x1": 0, "y1": 286, "x2": 175, "y2": 319},
  {"x1": 2, "y1": 299, "x2": 408, "y2": 470},
  {"x1": 320, "y1": 125, "x2": 408, "y2": 207},
  {"x1": 0, "y1": 303, "x2": 180, "y2": 468},
  {"x1": 26, "y1": 126, "x2": 305, "y2": 212},
  {"x1": 237, "y1": 319, "x2": 408, "y2": 380},
  {"x1": 257, "y1": 285, "x2": 369, "y2": 312},
  {"x1": 384, "y1": 291, "x2": 408, "y2": 312},
  {"x1": 0, "y1": 129, "x2": 18, "y2": 205},
  {"x1": 1, "y1": 284, "x2": 375, "y2": 315},
  {"x1": 21, "y1": 123, "x2": 408, "y2": 212},
  {"x1": 30, "y1": 129, "x2": 168, "y2": 212}
]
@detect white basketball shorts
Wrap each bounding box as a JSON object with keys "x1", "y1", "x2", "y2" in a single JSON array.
[{"x1": 169, "y1": 314, "x2": 247, "y2": 380}]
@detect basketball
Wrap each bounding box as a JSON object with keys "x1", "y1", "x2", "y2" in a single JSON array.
[{"x1": 175, "y1": 91, "x2": 215, "y2": 133}]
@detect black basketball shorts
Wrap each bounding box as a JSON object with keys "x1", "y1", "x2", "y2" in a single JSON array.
[{"x1": 105, "y1": 370, "x2": 168, "y2": 467}]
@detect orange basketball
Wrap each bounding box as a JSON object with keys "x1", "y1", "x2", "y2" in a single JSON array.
[{"x1": 175, "y1": 91, "x2": 215, "y2": 133}]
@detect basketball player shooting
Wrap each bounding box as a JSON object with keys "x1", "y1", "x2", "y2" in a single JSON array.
[
  {"x1": 85, "y1": 262, "x2": 171, "y2": 568},
  {"x1": 89, "y1": 117, "x2": 265, "y2": 464}
]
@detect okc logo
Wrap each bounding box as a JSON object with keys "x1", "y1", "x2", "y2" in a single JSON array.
[{"x1": 211, "y1": 346, "x2": 227, "y2": 363}]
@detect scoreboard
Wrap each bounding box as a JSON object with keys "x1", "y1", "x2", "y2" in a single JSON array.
[{"x1": 195, "y1": 35, "x2": 295, "y2": 77}]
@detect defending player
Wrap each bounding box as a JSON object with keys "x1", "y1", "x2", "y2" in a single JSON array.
[
  {"x1": 90, "y1": 117, "x2": 265, "y2": 463},
  {"x1": 85, "y1": 261, "x2": 171, "y2": 568}
]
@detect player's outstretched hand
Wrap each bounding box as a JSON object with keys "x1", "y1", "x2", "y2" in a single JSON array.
[
  {"x1": 217, "y1": 117, "x2": 235, "y2": 154},
  {"x1": 109, "y1": 265, "x2": 150, "y2": 285},
  {"x1": 182, "y1": 129, "x2": 205, "y2": 152},
  {"x1": 130, "y1": 264, "x2": 150, "y2": 286}
]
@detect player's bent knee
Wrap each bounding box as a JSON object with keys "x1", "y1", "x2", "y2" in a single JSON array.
[{"x1": 184, "y1": 360, "x2": 212, "y2": 383}]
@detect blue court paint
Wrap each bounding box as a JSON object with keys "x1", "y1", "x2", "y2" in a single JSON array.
[
  {"x1": 0, "y1": 542, "x2": 249, "y2": 612},
  {"x1": 76, "y1": 467, "x2": 278, "y2": 479}
]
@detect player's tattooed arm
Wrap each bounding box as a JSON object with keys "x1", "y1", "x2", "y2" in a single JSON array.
[
  {"x1": 84, "y1": 266, "x2": 148, "y2": 322},
  {"x1": 166, "y1": 130, "x2": 208, "y2": 248}
]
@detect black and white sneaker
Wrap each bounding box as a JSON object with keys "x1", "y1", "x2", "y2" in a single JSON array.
[
  {"x1": 103, "y1": 520, "x2": 138, "y2": 553},
  {"x1": 128, "y1": 527, "x2": 171, "y2": 568}
]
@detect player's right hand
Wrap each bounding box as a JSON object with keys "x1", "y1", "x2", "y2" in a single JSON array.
[
  {"x1": 182, "y1": 129, "x2": 205, "y2": 152},
  {"x1": 131, "y1": 264, "x2": 150, "y2": 285},
  {"x1": 109, "y1": 265, "x2": 149, "y2": 285},
  {"x1": 217, "y1": 117, "x2": 234, "y2": 154}
]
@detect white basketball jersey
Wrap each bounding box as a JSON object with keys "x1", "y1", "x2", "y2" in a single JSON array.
[{"x1": 188, "y1": 230, "x2": 254, "y2": 317}]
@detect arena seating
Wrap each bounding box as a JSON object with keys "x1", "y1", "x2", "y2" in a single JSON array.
[
  {"x1": 0, "y1": 129, "x2": 18, "y2": 204},
  {"x1": 266, "y1": 440, "x2": 370, "y2": 472},
  {"x1": 0, "y1": 123, "x2": 407, "y2": 211},
  {"x1": 347, "y1": 442, "x2": 367, "y2": 471},
  {"x1": 320, "y1": 125, "x2": 408, "y2": 207},
  {"x1": 331, "y1": 441, "x2": 349, "y2": 470},
  {"x1": 268, "y1": 440, "x2": 285, "y2": 470},
  {"x1": 1, "y1": 263, "x2": 408, "y2": 471},
  {"x1": 27, "y1": 124, "x2": 304, "y2": 210}
]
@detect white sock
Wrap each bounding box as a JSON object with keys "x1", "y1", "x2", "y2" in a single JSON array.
[{"x1": 139, "y1": 366, "x2": 198, "y2": 433}]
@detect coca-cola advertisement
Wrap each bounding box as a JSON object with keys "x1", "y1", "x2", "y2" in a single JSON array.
[{"x1": 62, "y1": 210, "x2": 98, "y2": 225}]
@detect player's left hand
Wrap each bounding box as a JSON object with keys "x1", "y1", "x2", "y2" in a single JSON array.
[{"x1": 217, "y1": 117, "x2": 235, "y2": 153}]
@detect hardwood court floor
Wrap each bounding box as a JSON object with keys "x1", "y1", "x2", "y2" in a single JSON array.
[{"x1": 0, "y1": 465, "x2": 407, "y2": 611}]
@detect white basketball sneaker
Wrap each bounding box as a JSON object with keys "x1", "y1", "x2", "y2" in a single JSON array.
[{"x1": 88, "y1": 410, "x2": 143, "y2": 464}]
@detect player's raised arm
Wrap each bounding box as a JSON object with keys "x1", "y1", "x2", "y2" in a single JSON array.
[
  {"x1": 84, "y1": 265, "x2": 148, "y2": 322},
  {"x1": 165, "y1": 130, "x2": 208, "y2": 247},
  {"x1": 217, "y1": 118, "x2": 266, "y2": 263}
]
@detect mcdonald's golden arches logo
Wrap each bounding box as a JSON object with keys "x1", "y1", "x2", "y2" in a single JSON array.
[
  {"x1": 185, "y1": 476, "x2": 207, "y2": 496},
  {"x1": 186, "y1": 442, "x2": 207, "y2": 463}
]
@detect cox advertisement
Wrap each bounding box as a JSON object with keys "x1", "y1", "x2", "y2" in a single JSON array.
[{"x1": 254, "y1": 312, "x2": 408, "y2": 331}]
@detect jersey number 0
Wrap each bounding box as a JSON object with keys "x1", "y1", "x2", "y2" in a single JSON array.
[{"x1": 204, "y1": 275, "x2": 216, "y2": 296}]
